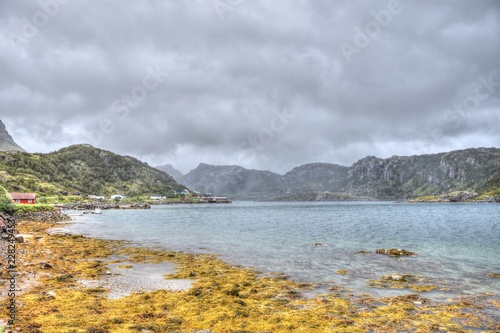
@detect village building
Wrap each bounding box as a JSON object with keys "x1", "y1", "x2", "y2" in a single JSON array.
[{"x1": 10, "y1": 192, "x2": 36, "y2": 204}]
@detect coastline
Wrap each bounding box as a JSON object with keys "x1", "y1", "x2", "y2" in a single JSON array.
[{"x1": 1, "y1": 219, "x2": 499, "y2": 332}]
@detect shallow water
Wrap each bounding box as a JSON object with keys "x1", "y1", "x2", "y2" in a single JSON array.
[{"x1": 65, "y1": 201, "x2": 500, "y2": 300}]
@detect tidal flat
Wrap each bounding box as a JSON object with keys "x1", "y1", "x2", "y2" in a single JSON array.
[{"x1": 1, "y1": 221, "x2": 499, "y2": 333}]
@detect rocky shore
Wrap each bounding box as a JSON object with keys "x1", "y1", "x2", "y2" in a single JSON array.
[
  {"x1": 13, "y1": 210, "x2": 70, "y2": 223},
  {"x1": 1, "y1": 219, "x2": 498, "y2": 332},
  {"x1": 56, "y1": 202, "x2": 151, "y2": 210}
]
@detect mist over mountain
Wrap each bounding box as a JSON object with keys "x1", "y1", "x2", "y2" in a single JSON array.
[
  {"x1": 155, "y1": 164, "x2": 184, "y2": 183},
  {"x1": 179, "y1": 148, "x2": 500, "y2": 201},
  {"x1": 0, "y1": 120, "x2": 25, "y2": 152},
  {"x1": 179, "y1": 163, "x2": 282, "y2": 199}
]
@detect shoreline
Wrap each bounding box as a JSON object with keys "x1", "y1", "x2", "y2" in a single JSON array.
[{"x1": 1, "y1": 219, "x2": 499, "y2": 332}]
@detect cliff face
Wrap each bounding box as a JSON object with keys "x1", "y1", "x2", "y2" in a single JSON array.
[
  {"x1": 181, "y1": 148, "x2": 500, "y2": 201},
  {"x1": 0, "y1": 120, "x2": 25, "y2": 152},
  {"x1": 343, "y1": 148, "x2": 500, "y2": 199},
  {"x1": 280, "y1": 163, "x2": 349, "y2": 194}
]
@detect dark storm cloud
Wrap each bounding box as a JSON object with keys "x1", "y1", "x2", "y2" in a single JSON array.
[{"x1": 1, "y1": 0, "x2": 499, "y2": 174}]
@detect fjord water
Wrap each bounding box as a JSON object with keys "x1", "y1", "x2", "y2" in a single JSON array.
[{"x1": 66, "y1": 202, "x2": 499, "y2": 299}]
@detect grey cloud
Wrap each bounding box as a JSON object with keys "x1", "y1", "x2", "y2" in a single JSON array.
[{"x1": 1, "y1": 0, "x2": 499, "y2": 174}]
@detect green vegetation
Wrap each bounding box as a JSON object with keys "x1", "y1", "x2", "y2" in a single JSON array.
[
  {"x1": 14, "y1": 203, "x2": 56, "y2": 213},
  {"x1": 475, "y1": 171, "x2": 500, "y2": 200},
  {"x1": 0, "y1": 144, "x2": 185, "y2": 198},
  {"x1": 0, "y1": 185, "x2": 15, "y2": 214}
]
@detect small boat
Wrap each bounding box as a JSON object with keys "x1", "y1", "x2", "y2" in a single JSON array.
[
  {"x1": 94, "y1": 208, "x2": 102, "y2": 214},
  {"x1": 65, "y1": 212, "x2": 83, "y2": 216}
]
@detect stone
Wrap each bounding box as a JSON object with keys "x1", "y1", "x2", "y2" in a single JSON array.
[
  {"x1": 390, "y1": 274, "x2": 404, "y2": 281},
  {"x1": 0, "y1": 218, "x2": 6, "y2": 232},
  {"x1": 375, "y1": 248, "x2": 416, "y2": 256},
  {"x1": 15, "y1": 235, "x2": 25, "y2": 243},
  {"x1": 39, "y1": 262, "x2": 53, "y2": 270}
]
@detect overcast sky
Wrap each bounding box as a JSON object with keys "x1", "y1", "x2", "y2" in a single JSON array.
[{"x1": 1, "y1": 0, "x2": 499, "y2": 174}]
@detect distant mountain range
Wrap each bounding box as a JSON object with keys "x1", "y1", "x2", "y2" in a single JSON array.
[
  {"x1": 167, "y1": 148, "x2": 500, "y2": 201},
  {"x1": 0, "y1": 120, "x2": 25, "y2": 152},
  {"x1": 2, "y1": 120, "x2": 499, "y2": 201}
]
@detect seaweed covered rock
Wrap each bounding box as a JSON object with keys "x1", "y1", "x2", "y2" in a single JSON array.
[
  {"x1": 375, "y1": 248, "x2": 416, "y2": 256},
  {"x1": 369, "y1": 273, "x2": 438, "y2": 292}
]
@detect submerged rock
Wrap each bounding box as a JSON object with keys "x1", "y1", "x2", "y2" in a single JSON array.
[
  {"x1": 375, "y1": 248, "x2": 416, "y2": 256},
  {"x1": 369, "y1": 273, "x2": 438, "y2": 292}
]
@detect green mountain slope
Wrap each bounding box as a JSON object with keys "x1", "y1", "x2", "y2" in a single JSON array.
[{"x1": 0, "y1": 144, "x2": 185, "y2": 197}]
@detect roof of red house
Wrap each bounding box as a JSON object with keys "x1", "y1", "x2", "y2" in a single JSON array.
[{"x1": 10, "y1": 193, "x2": 37, "y2": 200}]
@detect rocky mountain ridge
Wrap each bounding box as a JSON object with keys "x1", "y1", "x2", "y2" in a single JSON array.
[
  {"x1": 0, "y1": 120, "x2": 25, "y2": 152},
  {"x1": 177, "y1": 148, "x2": 500, "y2": 201}
]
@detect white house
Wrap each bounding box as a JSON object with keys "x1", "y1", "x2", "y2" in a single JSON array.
[
  {"x1": 150, "y1": 194, "x2": 166, "y2": 200},
  {"x1": 110, "y1": 194, "x2": 126, "y2": 200}
]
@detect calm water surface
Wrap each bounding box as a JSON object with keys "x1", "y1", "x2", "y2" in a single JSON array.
[{"x1": 64, "y1": 201, "x2": 500, "y2": 300}]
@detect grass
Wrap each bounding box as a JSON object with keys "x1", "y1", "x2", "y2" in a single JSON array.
[
  {"x1": 1, "y1": 221, "x2": 498, "y2": 332},
  {"x1": 14, "y1": 204, "x2": 56, "y2": 213}
]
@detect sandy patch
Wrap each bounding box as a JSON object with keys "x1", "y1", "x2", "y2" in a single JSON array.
[{"x1": 78, "y1": 261, "x2": 192, "y2": 300}]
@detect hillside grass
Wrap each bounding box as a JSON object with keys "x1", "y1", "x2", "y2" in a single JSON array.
[
  {"x1": 14, "y1": 203, "x2": 56, "y2": 213},
  {"x1": 0, "y1": 145, "x2": 183, "y2": 198}
]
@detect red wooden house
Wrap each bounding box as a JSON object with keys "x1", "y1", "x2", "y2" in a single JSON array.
[{"x1": 10, "y1": 193, "x2": 36, "y2": 204}]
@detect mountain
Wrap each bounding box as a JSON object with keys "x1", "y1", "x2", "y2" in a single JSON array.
[
  {"x1": 343, "y1": 148, "x2": 500, "y2": 199},
  {"x1": 0, "y1": 120, "x2": 25, "y2": 152},
  {"x1": 155, "y1": 164, "x2": 183, "y2": 182},
  {"x1": 0, "y1": 144, "x2": 185, "y2": 197},
  {"x1": 180, "y1": 163, "x2": 282, "y2": 200},
  {"x1": 181, "y1": 148, "x2": 500, "y2": 201},
  {"x1": 280, "y1": 163, "x2": 349, "y2": 194}
]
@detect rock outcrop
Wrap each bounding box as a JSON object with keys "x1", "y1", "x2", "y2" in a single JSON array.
[{"x1": 0, "y1": 119, "x2": 25, "y2": 152}]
